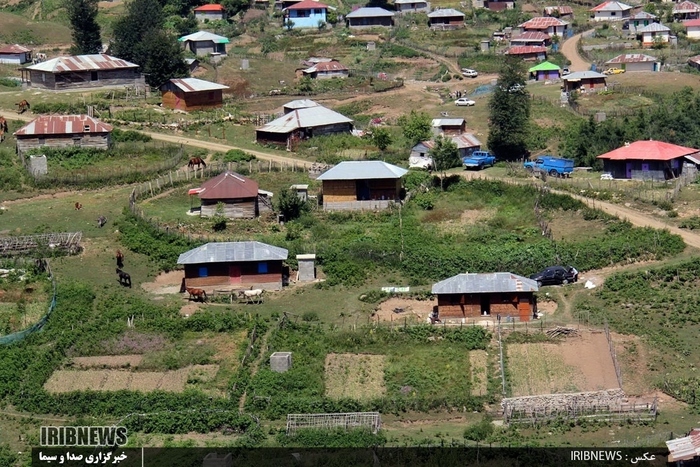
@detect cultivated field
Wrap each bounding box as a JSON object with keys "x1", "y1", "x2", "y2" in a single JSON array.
[
  {"x1": 325, "y1": 353, "x2": 386, "y2": 400},
  {"x1": 71, "y1": 355, "x2": 144, "y2": 368},
  {"x1": 469, "y1": 350, "x2": 489, "y2": 397}
]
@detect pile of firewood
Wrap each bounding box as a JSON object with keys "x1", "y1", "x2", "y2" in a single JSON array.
[{"x1": 546, "y1": 326, "x2": 579, "y2": 338}]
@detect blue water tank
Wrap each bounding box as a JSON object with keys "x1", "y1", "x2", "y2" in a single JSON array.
[{"x1": 590, "y1": 64, "x2": 597, "y2": 72}]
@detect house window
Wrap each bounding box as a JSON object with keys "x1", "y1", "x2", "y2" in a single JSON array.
[
  {"x1": 610, "y1": 11, "x2": 616, "y2": 16},
  {"x1": 257, "y1": 262, "x2": 268, "y2": 274},
  {"x1": 314, "y1": 8, "x2": 323, "y2": 14},
  {"x1": 38, "y1": 138, "x2": 45, "y2": 145},
  {"x1": 297, "y1": 9, "x2": 309, "y2": 17},
  {"x1": 198, "y1": 266, "x2": 208, "y2": 277},
  {"x1": 73, "y1": 136, "x2": 81, "y2": 146}
]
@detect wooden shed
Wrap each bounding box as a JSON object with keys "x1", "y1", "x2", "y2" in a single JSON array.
[
  {"x1": 428, "y1": 9, "x2": 465, "y2": 30},
  {"x1": 13, "y1": 115, "x2": 112, "y2": 157},
  {"x1": 0, "y1": 44, "x2": 31, "y2": 64},
  {"x1": 255, "y1": 104, "x2": 353, "y2": 150},
  {"x1": 317, "y1": 161, "x2": 408, "y2": 210},
  {"x1": 160, "y1": 78, "x2": 229, "y2": 111},
  {"x1": 178, "y1": 31, "x2": 229, "y2": 57},
  {"x1": 197, "y1": 171, "x2": 273, "y2": 218},
  {"x1": 178, "y1": 241, "x2": 288, "y2": 289},
  {"x1": 431, "y1": 272, "x2": 539, "y2": 322}
]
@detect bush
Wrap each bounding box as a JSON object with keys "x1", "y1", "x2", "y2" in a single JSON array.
[
  {"x1": 413, "y1": 192, "x2": 436, "y2": 210},
  {"x1": 111, "y1": 128, "x2": 152, "y2": 143},
  {"x1": 222, "y1": 149, "x2": 256, "y2": 163},
  {"x1": 463, "y1": 415, "x2": 494, "y2": 441}
]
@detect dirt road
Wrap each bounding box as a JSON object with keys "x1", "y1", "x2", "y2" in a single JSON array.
[{"x1": 560, "y1": 32, "x2": 592, "y2": 72}]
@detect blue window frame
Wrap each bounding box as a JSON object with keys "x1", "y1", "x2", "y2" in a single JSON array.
[
  {"x1": 199, "y1": 266, "x2": 208, "y2": 277},
  {"x1": 257, "y1": 262, "x2": 268, "y2": 274}
]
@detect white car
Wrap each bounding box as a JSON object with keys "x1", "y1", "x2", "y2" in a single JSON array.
[
  {"x1": 461, "y1": 68, "x2": 478, "y2": 78},
  {"x1": 455, "y1": 97, "x2": 476, "y2": 106}
]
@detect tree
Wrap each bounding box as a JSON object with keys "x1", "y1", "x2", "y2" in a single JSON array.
[
  {"x1": 429, "y1": 135, "x2": 460, "y2": 190},
  {"x1": 277, "y1": 188, "x2": 309, "y2": 221},
  {"x1": 66, "y1": 0, "x2": 102, "y2": 54},
  {"x1": 371, "y1": 127, "x2": 392, "y2": 151},
  {"x1": 398, "y1": 110, "x2": 432, "y2": 147},
  {"x1": 137, "y1": 30, "x2": 189, "y2": 88},
  {"x1": 221, "y1": 0, "x2": 250, "y2": 18},
  {"x1": 173, "y1": 13, "x2": 199, "y2": 37},
  {"x1": 487, "y1": 56, "x2": 531, "y2": 161}
]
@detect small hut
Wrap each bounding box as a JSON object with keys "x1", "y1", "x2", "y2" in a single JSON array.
[
  {"x1": 196, "y1": 171, "x2": 273, "y2": 218},
  {"x1": 528, "y1": 61, "x2": 561, "y2": 80}
]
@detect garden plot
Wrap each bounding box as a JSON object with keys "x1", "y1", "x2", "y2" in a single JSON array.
[
  {"x1": 71, "y1": 355, "x2": 143, "y2": 368},
  {"x1": 507, "y1": 331, "x2": 619, "y2": 397},
  {"x1": 325, "y1": 354, "x2": 386, "y2": 400},
  {"x1": 469, "y1": 350, "x2": 489, "y2": 397}
]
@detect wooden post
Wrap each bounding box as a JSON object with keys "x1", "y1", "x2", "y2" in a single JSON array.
[
  {"x1": 169, "y1": 171, "x2": 173, "y2": 186},
  {"x1": 149, "y1": 182, "x2": 154, "y2": 197}
]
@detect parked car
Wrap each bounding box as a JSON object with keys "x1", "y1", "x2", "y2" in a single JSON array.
[
  {"x1": 523, "y1": 156, "x2": 574, "y2": 177},
  {"x1": 461, "y1": 68, "x2": 478, "y2": 78},
  {"x1": 463, "y1": 151, "x2": 496, "y2": 170},
  {"x1": 530, "y1": 266, "x2": 578, "y2": 286},
  {"x1": 455, "y1": 97, "x2": 476, "y2": 106},
  {"x1": 603, "y1": 68, "x2": 625, "y2": 75},
  {"x1": 562, "y1": 67, "x2": 571, "y2": 76}
]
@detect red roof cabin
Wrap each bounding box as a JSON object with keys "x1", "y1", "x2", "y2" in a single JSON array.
[
  {"x1": 596, "y1": 140, "x2": 700, "y2": 180},
  {"x1": 194, "y1": 4, "x2": 226, "y2": 21},
  {"x1": 0, "y1": 44, "x2": 32, "y2": 64},
  {"x1": 510, "y1": 31, "x2": 551, "y2": 47},
  {"x1": 505, "y1": 46, "x2": 547, "y2": 61},
  {"x1": 13, "y1": 115, "x2": 112, "y2": 157},
  {"x1": 518, "y1": 16, "x2": 570, "y2": 36},
  {"x1": 196, "y1": 171, "x2": 273, "y2": 218},
  {"x1": 160, "y1": 78, "x2": 230, "y2": 111}
]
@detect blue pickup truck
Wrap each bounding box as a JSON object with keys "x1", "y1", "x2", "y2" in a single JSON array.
[
  {"x1": 524, "y1": 156, "x2": 574, "y2": 178},
  {"x1": 463, "y1": 151, "x2": 496, "y2": 170}
]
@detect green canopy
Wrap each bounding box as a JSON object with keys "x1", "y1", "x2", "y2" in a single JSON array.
[{"x1": 528, "y1": 61, "x2": 561, "y2": 72}]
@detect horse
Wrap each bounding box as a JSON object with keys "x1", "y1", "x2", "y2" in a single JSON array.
[
  {"x1": 116, "y1": 250, "x2": 124, "y2": 268},
  {"x1": 116, "y1": 268, "x2": 131, "y2": 287},
  {"x1": 15, "y1": 100, "x2": 30, "y2": 114},
  {"x1": 238, "y1": 288, "x2": 264, "y2": 304},
  {"x1": 185, "y1": 287, "x2": 207, "y2": 302},
  {"x1": 74, "y1": 202, "x2": 82, "y2": 210},
  {"x1": 0, "y1": 117, "x2": 7, "y2": 143},
  {"x1": 97, "y1": 215, "x2": 107, "y2": 228},
  {"x1": 188, "y1": 157, "x2": 206, "y2": 169}
]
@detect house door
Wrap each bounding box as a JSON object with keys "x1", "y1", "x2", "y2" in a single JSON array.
[
  {"x1": 626, "y1": 162, "x2": 633, "y2": 178},
  {"x1": 229, "y1": 265, "x2": 241, "y2": 284},
  {"x1": 480, "y1": 295, "x2": 490, "y2": 316},
  {"x1": 356, "y1": 180, "x2": 370, "y2": 200}
]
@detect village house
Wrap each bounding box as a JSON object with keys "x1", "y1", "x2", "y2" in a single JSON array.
[
  {"x1": 283, "y1": 0, "x2": 328, "y2": 28},
  {"x1": 193, "y1": 4, "x2": 226, "y2": 21},
  {"x1": 605, "y1": 53, "x2": 659, "y2": 72},
  {"x1": 518, "y1": 17, "x2": 570, "y2": 36},
  {"x1": 484, "y1": 0, "x2": 514, "y2": 12},
  {"x1": 452, "y1": 133, "x2": 482, "y2": 157},
  {"x1": 0, "y1": 44, "x2": 31, "y2": 64},
  {"x1": 528, "y1": 61, "x2": 561, "y2": 80},
  {"x1": 427, "y1": 9, "x2": 465, "y2": 29},
  {"x1": 256, "y1": 104, "x2": 353, "y2": 149},
  {"x1": 505, "y1": 46, "x2": 548, "y2": 61},
  {"x1": 637, "y1": 22, "x2": 670, "y2": 47},
  {"x1": 597, "y1": 140, "x2": 700, "y2": 180},
  {"x1": 688, "y1": 54, "x2": 700, "y2": 70},
  {"x1": 282, "y1": 99, "x2": 319, "y2": 113},
  {"x1": 346, "y1": 7, "x2": 395, "y2": 28},
  {"x1": 160, "y1": 78, "x2": 230, "y2": 111},
  {"x1": 177, "y1": 241, "x2": 288, "y2": 290},
  {"x1": 562, "y1": 71, "x2": 607, "y2": 93},
  {"x1": 674, "y1": 1, "x2": 700, "y2": 21},
  {"x1": 431, "y1": 272, "x2": 539, "y2": 322},
  {"x1": 178, "y1": 31, "x2": 229, "y2": 56},
  {"x1": 684, "y1": 19, "x2": 700, "y2": 39},
  {"x1": 432, "y1": 118, "x2": 466, "y2": 136},
  {"x1": 395, "y1": 0, "x2": 431, "y2": 14},
  {"x1": 13, "y1": 115, "x2": 112, "y2": 157},
  {"x1": 628, "y1": 11, "x2": 657, "y2": 31},
  {"x1": 590, "y1": 1, "x2": 633, "y2": 21},
  {"x1": 510, "y1": 31, "x2": 551, "y2": 47},
  {"x1": 317, "y1": 161, "x2": 408, "y2": 210},
  {"x1": 195, "y1": 171, "x2": 273, "y2": 218},
  {"x1": 301, "y1": 60, "x2": 349, "y2": 79},
  {"x1": 185, "y1": 58, "x2": 200, "y2": 73},
  {"x1": 20, "y1": 54, "x2": 142, "y2": 91},
  {"x1": 543, "y1": 6, "x2": 573, "y2": 18},
  {"x1": 666, "y1": 428, "x2": 700, "y2": 464}
]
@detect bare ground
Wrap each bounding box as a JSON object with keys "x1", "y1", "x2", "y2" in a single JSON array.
[
  {"x1": 372, "y1": 297, "x2": 435, "y2": 324},
  {"x1": 71, "y1": 355, "x2": 143, "y2": 368},
  {"x1": 141, "y1": 270, "x2": 183, "y2": 295}
]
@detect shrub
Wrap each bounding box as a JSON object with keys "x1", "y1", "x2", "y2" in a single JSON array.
[
  {"x1": 463, "y1": 415, "x2": 494, "y2": 441},
  {"x1": 111, "y1": 128, "x2": 152, "y2": 142},
  {"x1": 680, "y1": 216, "x2": 700, "y2": 230},
  {"x1": 222, "y1": 149, "x2": 256, "y2": 163}
]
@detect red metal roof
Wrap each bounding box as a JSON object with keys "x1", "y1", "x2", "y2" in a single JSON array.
[
  {"x1": 26, "y1": 54, "x2": 138, "y2": 73},
  {"x1": 688, "y1": 54, "x2": 700, "y2": 64},
  {"x1": 675, "y1": 1, "x2": 700, "y2": 13},
  {"x1": 512, "y1": 31, "x2": 551, "y2": 41},
  {"x1": 0, "y1": 44, "x2": 31, "y2": 54},
  {"x1": 314, "y1": 61, "x2": 347, "y2": 71},
  {"x1": 590, "y1": 1, "x2": 632, "y2": 12},
  {"x1": 194, "y1": 4, "x2": 225, "y2": 10},
  {"x1": 506, "y1": 46, "x2": 547, "y2": 55},
  {"x1": 519, "y1": 16, "x2": 568, "y2": 29},
  {"x1": 286, "y1": 0, "x2": 328, "y2": 9},
  {"x1": 545, "y1": 5, "x2": 573, "y2": 14},
  {"x1": 597, "y1": 140, "x2": 699, "y2": 161},
  {"x1": 13, "y1": 115, "x2": 113, "y2": 136},
  {"x1": 684, "y1": 18, "x2": 700, "y2": 26},
  {"x1": 198, "y1": 171, "x2": 259, "y2": 200}
]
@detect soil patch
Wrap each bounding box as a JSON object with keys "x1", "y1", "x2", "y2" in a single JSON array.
[
  {"x1": 179, "y1": 303, "x2": 201, "y2": 317},
  {"x1": 71, "y1": 355, "x2": 143, "y2": 368},
  {"x1": 141, "y1": 270, "x2": 183, "y2": 295},
  {"x1": 537, "y1": 299, "x2": 558, "y2": 315},
  {"x1": 325, "y1": 353, "x2": 386, "y2": 400},
  {"x1": 373, "y1": 297, "x2": 435, "y2": 324}
]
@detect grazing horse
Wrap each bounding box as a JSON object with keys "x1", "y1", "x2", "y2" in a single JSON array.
[
  {"x1": 0, "y1": 117, "x2": 7, "y2": 143},
  {"x1": 15, "y1": 100, "x2": 30, "y2": 114},
  {"x1": 74, "y1": 202, "x2": 82, "y2": 210},
  {"x1": 116, "y1": 268, "x2": 131, "y2": 287},
  {"x1": 238, "y1": 288, "x2": 264, "y2": 304},
  {"x1": 188, "y1": 157, "x2": 206, "y2": 169},
  {"x1": 97, "y1": 215, "x2": 107, "y2": 228},
  {"x1": 116, "y1": 250, "x2": 124, "y2": 268},
  {"x1": 185, "y1": 287, "x2": 207, "y2": 302}
]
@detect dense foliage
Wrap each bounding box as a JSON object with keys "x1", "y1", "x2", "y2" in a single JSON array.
[
  {"x1": 66, "y1": 0, "x2": 101, "y2": 54},
  {"x1": 488, "y1": 57, "x2": 530, "y2": 160},
  {"x1": 397, "y1": 110, "x2": 432, "y2": 147}
]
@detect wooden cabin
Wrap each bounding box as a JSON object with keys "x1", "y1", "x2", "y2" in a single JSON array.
[
  {"x1": 160, "y1": 78, "x2": 229, "y2": 111},
  {"x1": 428, "y1": 9, "x2": 465, "y2": 30},
  {"x1": 14, "y1": 115, "x2": 112, "y2": 157},
  {"x1": 317, "y1": 161, "x2": 407, "y2": 210},
  {"x1": 562, "y1": 71, "x2": 607, "y2": 94},
  {"x1": 178, "y1": 241, "x2": 288, "y2": 289},
  {"x1": 197, "y1": 171, "x2": 272, "y2": 218},
  {"x1": 431, "y1": 272, "x2": 539, "y2": 322},
  {"x1": 256, "y1": 104, "x2": 353, "y2": 150},
  {"x1": 21, "y1": 54, "x2": 143, "y2": 91}
]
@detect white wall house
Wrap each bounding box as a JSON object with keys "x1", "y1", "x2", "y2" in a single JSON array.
[
  {"x1": 590, "y1": 1, "x2": 633, "y2": 21},
  {"x1": 638, "y1": 22, "x2": 670, "y2": 46},
  {"x1": 685, "y1": 19, "x2": 700, "y2": 38}
]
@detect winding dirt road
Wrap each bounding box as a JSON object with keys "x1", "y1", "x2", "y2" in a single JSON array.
[{"x1": 560, "y1": 31, "x2": 592, "y2": 72}]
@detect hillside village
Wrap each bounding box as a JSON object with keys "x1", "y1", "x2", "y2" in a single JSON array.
[{"x1": 3, "y1": 0, "x2": 700, "y2": 463}]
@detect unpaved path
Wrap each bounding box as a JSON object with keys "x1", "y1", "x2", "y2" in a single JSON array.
[{"x1": 560, "y1": 31, "x2": 592, "y2": 72}]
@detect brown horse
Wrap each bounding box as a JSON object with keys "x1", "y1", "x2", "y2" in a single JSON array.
[
  {"x1": 74, "y1": 202, "x2": 83, "y2": 210},
  {"x1": 188, "y1": 157, "x2": 206, "y2": 169},
  {"x1": 15, "y1": 100, "x2": 30, "y2": 114},
  {"x1": 186, "y1": 287, "x2": 207, "y2": 302},
  {"x1": 116, "y1": 250, "x2": 124, "y2": 268},
  {"x1": 0, "y1": 117, "x2": 7, "y2": 142}
]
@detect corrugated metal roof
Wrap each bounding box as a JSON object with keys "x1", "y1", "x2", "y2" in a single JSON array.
[
  {"x1": 285, "y1": 0, "x2": 328, "y2": 9},
  {"x1": 178, "y1": 31, "x2": 230, "y2": 44},
  {"x1": 689, "y1": 54, "x2": 700, "y2": 64},
  {"x1": 686, "y1": 154, "x2": 700, "y2": 164},
  {"x1": 14, "y1": 115, "x2": 113, "y2": 136},
  {"x1": 194, "y1": 4, "x2": 225, "y2": 10},
  {"x1": 529, "y1": 61, "x2": 561, "y2": 71},
  {"x1": 452, "y1": 133, "x2": 481, "y2": 149},
  {"x1": 519, "y1": 16, "x2": 569, "y2": 28},
  {"x1": 506, "y1": 46, "x2": 547, "y2": 55},
  {"x1": 198, "y1": 171, "x2": 259, "y2": 199},
  {"x1": 257, "y1": 105, "x2": 352, "y2": 134},
  {"x1": 597, "y1": 140, "x2": 699, "y2": 161},
  {"x1": 590, "y1": 0, "x2": 632, "y2": 12},
  {"x1": 675, "y1": 1, "x2": 700, "y2": 13},
  {"x1": 432, "y1": 118, "x2": 465, "y2": 127},
  {"x1": 544, "y1": 6, "x2": 573, "y2": 15},
  {"x1": 605, "y1": 53, "x2": 657, "y2": 64},
  {"x1": 432, "y1": 273, "x2": 538, "y2": 294},
  {"x1": 630, "y1": 11, "x2": 657, "y2": 19},
  {"x1": 667, "y1": 430, "x2": 700, "y2": 462},
  {"x1": 512, "y1": 31, "x2": 551, "y2": 41},
  {"x1": 427, "y1": 8, "x2": 465, "y2": 18},
  {"x1": 166, "y1": 78, "x2": 229, "y2": 92},
  {"x1": 317, "y1": 161, "x2": 408, "y2": 180},
  {"x1": 563, "y1": 70, "x2": 606, "y2": 80},
  {"x1": 637, "y1": 22, "x2": 670, "y2": 32},
  {"x1": 25, "y1": 54, "x2": 138, "y2": 73},
  {"x1": 283, "y1": 99, "x2": 320, "y2": 110},
  {"x1": 395, "y1": 0, "x2": 427, "y2": 3},
  {"x1": 685, "y1": 18, "x2": 700, "y2": 26},
  {"x1": 177, "y1": 241, "x2": 288, "y2": 265},
  {"x1": 314, "y1": 61, "x2": 348, "y2": 72},
  {"x1": 0, "y1": 44, "x2": 31, "y2": 54},
  {"x1": 346, "y1": 7, "x2": 394, "y2": 18}
]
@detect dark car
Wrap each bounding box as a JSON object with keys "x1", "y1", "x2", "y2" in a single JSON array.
[{"x1": 530, "y1": 266, "x2": 578, "y2": 286}]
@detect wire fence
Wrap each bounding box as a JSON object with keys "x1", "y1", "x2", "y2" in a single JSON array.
[{"x1": 604, "y1": 318, "x2": 623, "y2": 389}]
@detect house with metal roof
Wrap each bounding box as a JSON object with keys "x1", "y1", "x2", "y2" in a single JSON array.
[
  {"x1": 510, "y1": 31, "x2": 551, "y2": 47},
  {"x1": 283, "y1": 0, "x2": 328, "y2": 28},
  {"x1": 561, "y1": 70, "x2": 607, "y2": 93},
  {"x1": 195, "y1": 171, "x2": 272, "y2": 218},
  {"x1": 604, "y1": 54, "x2": 659, "y2": 72},
  {"x1": 194, "y1": 4, "x2": 226, "y2": 21},
  {"x1": 518, "y1": 16, "x2": 569, "y2": 36},
  {"x1": 666, "y1": 428, "x2": 700, "y2": 463},
  {"x1": 178, "y1": 31, "x2": 229, "y2": 57},
  {"x1": 590, "y1": 1, "x2": 632, "y2": 21},
  {"x1": 409, "y1": 133, "x2": 481, "y2": 167},
  {"x1": 316, "y1": 161, "x2": 408, "y2": 210},
  {"x1": 13, "y1": 115, "x2": 112, "y2": 157},
  {"x1": 628, "y1": 11, "x2": 657, "y2": 31},
  {"x1": 597, "y1": 140, "x2": 700, "y2": 180},
  {"x1": 431, "y1": 273, "x2": 539, "y2": 322},
  {"x1": 505, "y1": 46, "x2": 548, "y2": 61},
  {"x1": 427, "y1": 8, "x2": 465, "y2": 29},
  {"x1": 0, "y1": 44, "x2": 31, "y2": 64},
  {"x1": 346, "y1": 7, "x2": 395, "y2": 28},
  {"x1": 301, "y1": 60, "x2": 349, "y2": 79},
  {"x1": 20, "y1": 54, "x2": 143, "y2": 91},
  {"x1": 637, "y1": 22, "x2": 670, "y2": 47},
  {"x1": 255, "y1": 105, "x2": 353, "y2": 150},
  {"x1": 528, "y1": 61, "x2": 561, "y2": 80},
  {"x1": 432, "y1": 118, "x2": 466, "y2": 136},
  {"x1": 177, "y1": 241, "x2": 289, "y2": 289},
  {"x1": 674, "y1": 1, "x2": 700, "y2": 21},
  {"x1": 543, "y1": 6, "x2": 573, "y2": 18},
  {"x1": 282, "y1": 99, "x2": 320, "y2": 114},
  {"x1": 684, "y1": 18, "x2": 700, "y2": 38},
  {"x1": 160, "y1": 78, "x2": 230, "y2": 111},
  {"x1": 395, "y1": 0, "x2": 430, "y2": 14}
]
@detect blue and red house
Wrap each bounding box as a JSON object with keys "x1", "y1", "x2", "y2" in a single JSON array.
[{"x1": 284, "y1": 0, "x2": 328, "y2": 28}]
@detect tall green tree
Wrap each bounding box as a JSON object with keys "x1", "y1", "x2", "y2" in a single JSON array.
[
  {"x1": 137, "y1": 30, "x2": 189, "y2": 88},
  {"x1": 371, "y1": 127, "x2": 392, "y2": 151},
  {"x1": 66, "y1": 0, "x2": 102, "y2": 54},
  {"x1": 429, "y1": 135, "x2": 460, "y2": 190},
  {"x1": 487, "y1": 56, "x2": 531, "y2": 161},
  {"x1": 398, "y1": 110, "x2": 432, "y2": 147}
]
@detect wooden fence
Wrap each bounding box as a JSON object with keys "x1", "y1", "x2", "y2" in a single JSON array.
[{"x1": 0, "y1": 232, "x2": 82, "y2": 256}]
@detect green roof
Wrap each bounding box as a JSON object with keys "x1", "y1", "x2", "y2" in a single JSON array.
[{"x1": 528, "y1": 61, "x2": 561, "y2": 72}]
